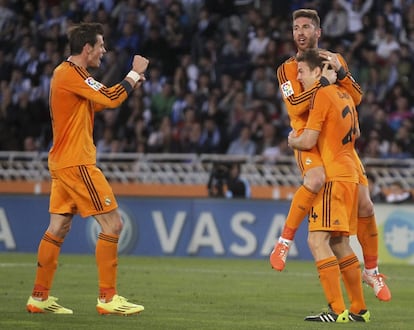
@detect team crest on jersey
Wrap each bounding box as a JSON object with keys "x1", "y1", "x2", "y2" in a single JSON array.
[
  {"x1": 281, "y1": 81, "x2": 294, "y2": 98},
  {"x1": 85, "y1": 77, "x2": 103, "y2": 91}
]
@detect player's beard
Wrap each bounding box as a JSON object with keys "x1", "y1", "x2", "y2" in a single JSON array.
[{"x1": 295, "y1": 34, "x2": 319, "y2": 53}]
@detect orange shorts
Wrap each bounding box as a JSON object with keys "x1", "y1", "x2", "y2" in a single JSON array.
[
  {"x1": 49, "y1": 165, "x2": 118, "y2": 218},
  {"x1": 295, "y1": 148, "x2": 367, "y2": 188},
  {"x1": 293, "y1": 147, "x2": 324, "y2": 177},
  {"x1": 308, "y1": 181, "x2": 358, "y2": 235}
]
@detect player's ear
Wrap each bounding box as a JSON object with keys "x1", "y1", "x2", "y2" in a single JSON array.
[
  {"x1": 84, "y1": 43, "x2": 93, "y2": 55},
  {"x1": 315, "y1": 65, "x2": 323, "y2": 76}
]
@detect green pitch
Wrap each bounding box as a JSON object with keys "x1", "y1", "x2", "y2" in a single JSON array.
[{"x1": 0, "y1": 253, "x2": 412, "y2": 329}]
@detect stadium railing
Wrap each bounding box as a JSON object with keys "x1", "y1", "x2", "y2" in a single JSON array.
[{"x1": 0, "y1": 151, "x2": 413, "y2": 199}]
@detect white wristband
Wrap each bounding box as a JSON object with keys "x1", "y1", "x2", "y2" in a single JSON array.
[{"x1": 126, "y1": 70, "x2": 140, "y2": 83}]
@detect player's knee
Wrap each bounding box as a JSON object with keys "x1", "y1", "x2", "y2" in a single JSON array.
[
  {"x1": 109, "y1": 214, "x2": 123, "y2": 235},
  {"x1": 51, "y1": 226, "x2": 71, "y2": 239},
  {"x1": 304, "y1": 170, "x2": 325, "y2": 193},
  {"x1": 307, "y1": 234, "x2": 322, "y2": 252},
  {"x1": 114, "y1": 219, "x2": 123, "y2": 235},
  {"x1": 358, "y1": 196, "x2": 374, "y2": 217}
]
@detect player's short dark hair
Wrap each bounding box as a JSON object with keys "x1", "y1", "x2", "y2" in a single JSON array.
[
  {"x1": 67, "y1": 23, "x2": 104, "y2": 55},
  {"x1": 292, "y1": 9, "x2": 320, "y2": 29},
  {"x1": 296, "y1": 48, "x2": 324, "y2": 71}
]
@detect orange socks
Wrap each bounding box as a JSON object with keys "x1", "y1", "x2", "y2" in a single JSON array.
[
  {"x1": 357, "y1": 216, "x2": 378, "y2": 270},
  {"x1": 96, "y1": 232, "x2": 119, "y2": 302},
  {"x1": 316, "y1": 256, "x2": 346, "y2": 314},
  {"x1": 281, "y1": 185, "x2": 317, "y2": 240},
  {"x1": 32, "y1": 232, "x2": 64, "y2": 300},
  {"x1": 338, "y1": 254, "x2": 367, "y2": 314}
]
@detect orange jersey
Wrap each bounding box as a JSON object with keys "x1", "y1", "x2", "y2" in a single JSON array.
[
  {"x1": 48, "y1": 61, "x2": 130, "y2": 170},
  {"x1": 277, "y1": 52, "x2": 362, "y2": 132},
  {"x1": 306, "y1": 84, "x2": 359, "y2": 182}
]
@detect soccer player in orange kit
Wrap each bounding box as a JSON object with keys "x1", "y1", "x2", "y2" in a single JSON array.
[
  {"x1": 269, "y1": 9, "x2": 391, "y2": 302},
  {"x1": 288, "y1": 48, "x2": 369, "y2": 322},
  {"x1": 26, "y1": 22, "x2": 149, "y2": 315}
]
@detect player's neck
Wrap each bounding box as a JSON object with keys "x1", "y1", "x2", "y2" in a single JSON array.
[
  {"x1": 296, "y1": 46, "x2": 318, "y2": 57},
  {"x1": 67, "y1": 55, "x2": 87, "y2": 68}
]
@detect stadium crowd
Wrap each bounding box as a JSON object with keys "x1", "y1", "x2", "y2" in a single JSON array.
[{"x1": 1, "y1": 0, "x2": 414, "y2": 161}]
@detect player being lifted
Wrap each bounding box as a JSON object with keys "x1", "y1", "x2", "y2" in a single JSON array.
[
  {"x1": 270, "y1": 9, "x2": 391, "y2": 302},
  {"x1": 289, "y1": 48, "x2": 369, "y2": 323}
]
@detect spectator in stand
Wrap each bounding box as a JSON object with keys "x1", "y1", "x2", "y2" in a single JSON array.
[
  {"x1": 227, "y1": 105, "x2": 256, "y2": 144},
  {"x1": 216, "y1": 73, "x2": 238, "y2": 115},
  {"x1": 194, "y1": 72, "x2": 211, "y2": 110},
  {"x1": 376, "y1": 27, "x2": 400, "y2": 62},
  {"x1": 225, "y1": 162, "x2": 251, "y2": 198},
  {"x1": 0, "y1": 85, "x2": 19, "y2": 150},
  {"x1": 125, "y1": 116, "x2": 149, "y2": 153},
  {"x1": 191, "y1": 5, "x2": 217, "y2": 61},
  {"x1": 322, "y1": 0, "x2": 348, "y2": 43},
  {"x1": 393, "y1": 119, "x2": 414, "y2": 156},
  {"x1": 171, "y1": 92, "x2": 197, "y2": 126},
  {"x1": 115, "y1": 21, "x2": 141, "y2": 73},
  {"x1": 173, "y1": 106, "x2": 198, "y2": 152},
  {"x1": 96, "y1": 127, "x2": 115, "y2": 153},
  {"x1": 226, "y1": 124, "x2": 256, "y2": 156},
  {"x1": 143, "y1": 64, "x2": 166, "y2": 98},
  {"x1": 257, "y1": 122, "x2": 282, "y2": 164},
  {"x1": 150, "y1": 79, "x2": 176, "y2": 126},
  {"x1": 147, "y1": 115, "x2": 173, "y2": 153},
  {"x1": 382, "y1": 138, "x2": 412, "y2": 159},
  {"x1": 247, "y1": 24, "x2": 270, "y2": 63},
  {"x1": 385, "y1": 180, "x2": 413, "y2": 203},
  {"x1": 164, "y1": 11, "x2": 187, "y2": 75},
  {"x1": 180, "y1": 120, "x2": 203, "y2": 154},
  {"x1": 369, "y1": 13, "x2": 388, "y2": 49},
  {"x1": 249, "y1": 64, "x2": 271, "y2": 100},
  {"x1": 394, "y1": 44, "x2": 414, "y2": 93},
  {"x1": 359, "y1": 130, "x2": 382, "y2": 158},
  {"x1": 42, "y1": 4, "x2": 67, "y2": 33},
  {"x1": 0, "y1": 49, "x2": 12, "y2": 82},
  {"x1": 216, "y1": 30, "x2": 251, "y2": 81},
  {"x1": 337, "y1": 0, "x2": 374, "y2": 39},
  {"x1": 141, "y1": 25, "x2": 170, "y2": 72},
  {"x1": 199, "y1": 114, "x2": 222, "y2": 154},
  {"x1": 387, "y1": 95, "x2": 413, "y2": 132},
  {"x1": 361, "y1": 108, "x2": 395, "y2": 150},
  {"x1": 383, "y1": 0, "x2": 403, "y2": 37},
  {"x1": 13, "y1": 35, "x2": 32, "y2": 68},
  {"x1": 0, "y1": 0, "x2": 14, "y2": 32},
  {"x1": 110, "y1": 0, "x2": 139, "y2": 32}
]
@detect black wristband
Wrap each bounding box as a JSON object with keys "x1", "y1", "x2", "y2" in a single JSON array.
[
  {"x1": 337, "y1": 66, "x2": 347, "y2": 80},
  {"x1": 120, "y1": 79, "x2": 134, "y2": 94},
  {"x1": 319, "y1": 76, "x2": 330, "y2": 87}
]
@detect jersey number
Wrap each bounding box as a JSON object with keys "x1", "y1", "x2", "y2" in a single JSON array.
[{"x1": 341, "y1": 105, "x2": 357, "y2": 145}]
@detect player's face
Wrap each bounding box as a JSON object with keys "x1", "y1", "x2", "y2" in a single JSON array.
[
  {"x1": 297, "y1": 61, "x2": 319, "y2": 91},
  {"x1": 87, "y1": 35, "x2": 106, "y2": 68},
  {"x1": 292, "y1": 17, "x2": 320, "y2": 52}
]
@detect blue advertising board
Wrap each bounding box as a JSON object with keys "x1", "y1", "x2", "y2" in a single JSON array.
[
  {"x1": 0, "y1": 195, "x2": 311, "y2": 260},
  {"x1": 1, "y1": 195, "x2": 413, "y2": 264}
]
